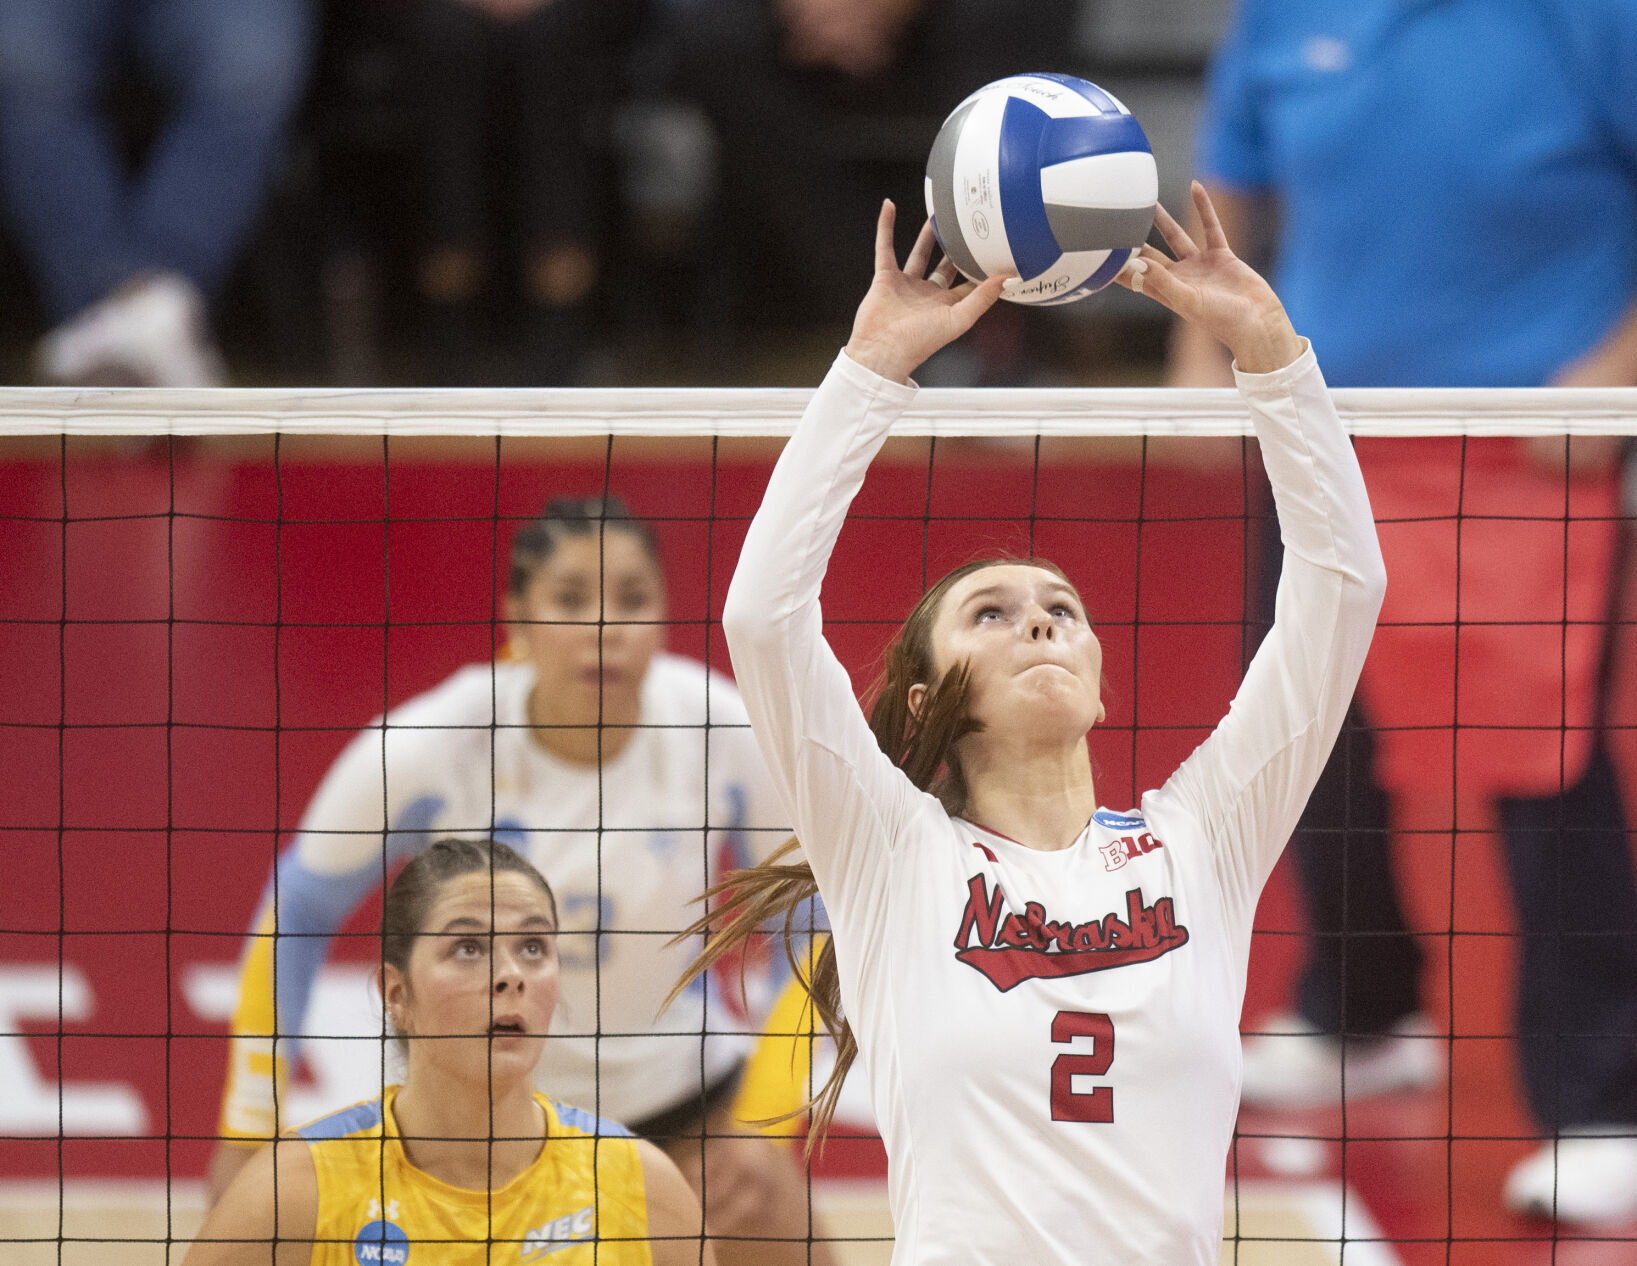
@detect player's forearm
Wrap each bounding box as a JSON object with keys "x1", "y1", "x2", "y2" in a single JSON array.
[
  {"x1": 218, "y1": 838, "x2": 379, "y2": 1144},
  {"x1": 721, "y1": 352, "x2": 917, "y2": 890},
  {"x1": 1171, "y1": 350, "x2": 1384, "y2": 895},
  {"x1": 723, "y1": 351, "x2": 912, "y2": 679},
  {"x1": 1238, "y1": 345, "x2": 1384, "y2": 597},
  {"x1": 227, "y1": 843, "x2": 373, "y2": 1041}
]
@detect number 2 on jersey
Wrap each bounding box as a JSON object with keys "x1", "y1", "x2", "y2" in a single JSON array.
[{"x1": 1050, "y1": 1010, "x2": 1114, "y2": 1122}]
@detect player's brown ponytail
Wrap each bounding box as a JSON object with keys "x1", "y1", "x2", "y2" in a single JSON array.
[
  {"x1": 666, "y1": 836, "x2": 850, "y2": 1149},
  {"x1": 671, "y1": 559, "x2": 1073, "y2": 1147}
]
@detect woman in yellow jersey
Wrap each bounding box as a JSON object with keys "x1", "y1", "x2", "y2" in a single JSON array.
[{"x1": 185, "y1": 838, "x2": 714, "y2": 1266}]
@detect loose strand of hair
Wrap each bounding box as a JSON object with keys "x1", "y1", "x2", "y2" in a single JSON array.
[
  {"x1": 663, "y1": 661, "x2": 975, "y2": 1149},
  {"x1": 660, "y1": 839, "x2": 851, "y2": 1152},
  {"x1": 662, "y1": 836, "x2": 807, "y2": 1012}
]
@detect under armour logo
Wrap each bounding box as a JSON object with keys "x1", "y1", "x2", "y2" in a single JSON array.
[{"x1": 367, "y1": 1198, "x2": 401, "y2": 1221}]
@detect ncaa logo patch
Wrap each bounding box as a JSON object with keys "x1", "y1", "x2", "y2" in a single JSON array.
[
  {"x1": 354, "y1": 1219, "x2": 409, "y2": 1265},
  {"x1": 1092, "y1": 809, "x2": 1145, "y2": 831}
]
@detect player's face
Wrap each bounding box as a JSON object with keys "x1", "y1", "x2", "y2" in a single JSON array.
[
  {"x1": 390, "y1": 871, "x2": 560, "y2": 1089},
  {"x1": 925, "y1": 564, "x2": 1103, "y2": 742},
  {"x1": 506, "y1": 530, "x2": 667, "y2": 725}
]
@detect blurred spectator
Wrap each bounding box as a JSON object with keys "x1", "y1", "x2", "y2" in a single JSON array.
[
  {"x1": 404, "y1": 0, "x2": 647, "y2": 385},
  {"x1": 663, "y1": 0, "x2": 1078, "y2": 334},
  {"x1": 0, "y1": 0, "x2": 315, "y2": 386},
  {"x1": 1170, "y1": 0, "x2": 1637, "y2": 1225}
]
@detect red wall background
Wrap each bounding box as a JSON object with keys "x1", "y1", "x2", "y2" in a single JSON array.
[{"x1": 0, "y1": 437, "x2": 1259, "y2": 1179}]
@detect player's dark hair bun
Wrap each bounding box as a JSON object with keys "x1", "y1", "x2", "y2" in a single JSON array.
[
  {"x1": 507, "y1": 495, "x2": 661, "y2": 594},
  {"x1": 542, "y1": 494, "x2": 633, "y2": 522}
]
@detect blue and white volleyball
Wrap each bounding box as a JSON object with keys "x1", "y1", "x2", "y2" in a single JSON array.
[{"x1": 925, "y1": 74, "x2": 1158, "y2": 306}]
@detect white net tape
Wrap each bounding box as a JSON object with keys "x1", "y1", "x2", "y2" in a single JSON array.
[{"x1": 2, "y1": 385, "x2": 1635, "y2": 437}]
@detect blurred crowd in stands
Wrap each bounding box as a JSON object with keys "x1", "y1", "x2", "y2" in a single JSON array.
[{"x1": 0, "y1": 0, "x2": 1215, "y2": 388}]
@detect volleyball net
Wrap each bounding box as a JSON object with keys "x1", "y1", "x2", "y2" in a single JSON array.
[{"x1": 4, "y1": 382, "x2": 1637, "y2": 1264}]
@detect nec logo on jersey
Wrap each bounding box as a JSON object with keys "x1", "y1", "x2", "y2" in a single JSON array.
[
  {"x1": 522, "y1": 1204, "x2": 595, "y2": 1259},
  {"x1": 953, "y1": 874, "x2": 1189, "y2": 992}
]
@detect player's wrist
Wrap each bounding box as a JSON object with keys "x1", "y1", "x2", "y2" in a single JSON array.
[
  {"x1": 843, "y1": 335, "x2": 916, "y2": 385},
  {"x1": 1227, "y1": 309, "x2": 1303, "y2": 375}
]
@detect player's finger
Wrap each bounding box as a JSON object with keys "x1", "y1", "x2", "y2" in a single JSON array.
[
  {"x1": 929, "y1": 257, "x2": 960, "y2": 289},
  {"x1": 1116, "y1": 256, "x2": 1174, "y2": 307},
  {"x1": 1114, "y1": 257, "x2": 1149, "y2": 295},
  {"x1": 1193, "y1": 182, "x2": 1230, "y2": 252},
  {"x1": 1152, "y1": 202, "x2": 1198, "y2": 259},
  {"x1": 874, "y1": 200, "x2": 900, "y2": 273},
  {"x1": 905, "y1": 219, "x2": 939, "y2": 278},
  {"x1": 949, "y1": 272, "x2": 1010, "y2": 328}
]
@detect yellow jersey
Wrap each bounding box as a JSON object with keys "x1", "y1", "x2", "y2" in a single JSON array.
[{"x1": 298, "y1": 1087, "x2": 653, "y2": 1265}]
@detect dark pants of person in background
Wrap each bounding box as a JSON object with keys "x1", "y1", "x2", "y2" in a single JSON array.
[
  {"x1": 0, "y1": 0, "x2": 313, "y2": 321},
  {"x1": 1264, "y1": 509, "x2": 1637, "y2": 1131},
  {"x1": 406, "y1": 0, "x2": 646, "y2": 383}
]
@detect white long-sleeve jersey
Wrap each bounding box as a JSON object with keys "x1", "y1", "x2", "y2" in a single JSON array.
[
  {"x1": 722, "y1": 347, "x2": 1385, "y2": 1265},
  {"x1": 219, "y1": 654, "x2": 789, "y2": 1140}
]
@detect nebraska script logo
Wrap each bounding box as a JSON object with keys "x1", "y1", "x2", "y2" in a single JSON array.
[{"x1": 953, "y1": 875, "x2": 1189, "y2": 992}]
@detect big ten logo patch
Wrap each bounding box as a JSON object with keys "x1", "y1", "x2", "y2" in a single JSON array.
[
  {"x1": 354, "y1": 1218, "x2": 409, "y2": 1265},
  {"x1": 1099, "y1": 832, "x2": 1162, "y2": 872}
]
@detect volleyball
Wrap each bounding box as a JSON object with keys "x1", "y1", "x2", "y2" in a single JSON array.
[{"x1": 925, "y1": 73, "x2": 1158, "y2": 306}]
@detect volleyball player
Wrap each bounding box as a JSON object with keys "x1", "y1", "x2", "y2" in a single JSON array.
[
  {"x1": 208, "y1": 497, "x2": 829, "y2": 1266},
  {"x1": 186, "y1": 838, "x2": 714, "y2": 1264},
  {"x1": 682, "y1": 186, "x2": 1386, "y2": 1263}
]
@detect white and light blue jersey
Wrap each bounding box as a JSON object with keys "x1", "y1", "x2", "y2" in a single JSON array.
[{"x1": 220, "y1": 654, "x2": 788, "y2": 1141}]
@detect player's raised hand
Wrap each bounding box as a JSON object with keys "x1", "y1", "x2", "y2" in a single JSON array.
[
  {"x1": 1117, "y1": 182, "x2": 1303, "y2": 375},
  {"x1": 844, "y1": 200, "x2": 1010, "y2": 384}
]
